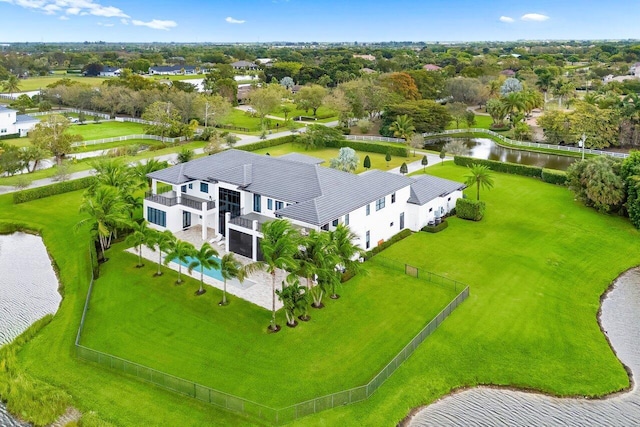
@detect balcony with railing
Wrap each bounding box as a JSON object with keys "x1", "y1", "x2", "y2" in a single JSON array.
[
  {"x1": 228, "y1": 212, "x2": 273, "y2": 233},
  {"x1": 145, "y1": 191, "x2": 216, "y2": 211}
]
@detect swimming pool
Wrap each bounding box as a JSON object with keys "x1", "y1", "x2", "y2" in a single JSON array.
[{"x1": 170, "y1": 255, "x2": 224, "y2": 282}]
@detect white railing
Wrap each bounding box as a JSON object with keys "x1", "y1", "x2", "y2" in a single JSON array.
[
  {"x1": 28, "y1": 108, "x2": 111, "y2": 119},
  {"x1": 345, "y1": 135, "x2": 405, "y2": 143},
  {"x1": 71, "y1": 134, "x2": 186, "y2": 147},
  {"x1": 423, "y1": 128, "x2": 629, "y2": 159},
  {"x1": 115, "y1": 116, "x2": 156, "y2": 125}
]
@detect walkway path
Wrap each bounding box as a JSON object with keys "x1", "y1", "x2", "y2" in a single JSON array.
[{"x1": 407, "y1": 269, "x2": 640, "y2": 426}]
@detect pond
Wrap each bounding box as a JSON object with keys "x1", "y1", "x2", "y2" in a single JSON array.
[
  {"x1": 428, "y1": 138, "x2": 577, "y2": 171},
  {"x1": 407, "y1": 268, "x2": 640, "y2": 426},
  {"x1": 0, "y1": 232, "x2": 61, "y2": 427}
]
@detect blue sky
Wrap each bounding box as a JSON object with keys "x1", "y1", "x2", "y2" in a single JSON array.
[{"x1": 0, "y1": 0, "x2": 638, "y2": 43}]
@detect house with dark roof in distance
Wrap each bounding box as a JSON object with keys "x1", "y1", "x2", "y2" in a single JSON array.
[
  {"x1": 149, "y1": 65, "x2": 205, "y2": 75},
  {"x1": 0, "y1": 106, "x2": 39, "y2": 137},
  {"x1": 231, "y1": 60, "x2": 259, "y2": 70},
  {"x1": 144, "y1": 150, "x2": 465, "y2": 261},
  {"x1": 99, "y1": 67, "x2": 122, "y2": 77}
]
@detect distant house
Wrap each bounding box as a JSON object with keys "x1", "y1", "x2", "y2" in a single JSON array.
[
  {"x1": 500, "y1": 69, "x2": 516, "y2": 77},
  {"x1": 255, "y1": 58, "x2": 274, "y2": 67},
  {"x1": 361, "y1": 67, "x2": 376, "y2": 74},
  {"x1": 231, "y1": 61, "x2": 258, "y2": 70},
  {"x1": 149, "y1": 65, "x2": 202, "y2": 76},
  {"x1": 0, "y1": 106, "x2": 39, "y2": 137},
  {"x1": 237, "y1": 84, "x2": 252, "y2": 104},
  {"x1": 99, "y1": 67, "x2": 121, "y2": 77},
  {"x1": 423, "y1": 64, "x2": 442, "y2": 71},
  {"x1": 353, "y1": 54, "x2": 376, "y2": 61},
  {"x1": 630, "y1": 62, "x2": 640, "y2": 77}
]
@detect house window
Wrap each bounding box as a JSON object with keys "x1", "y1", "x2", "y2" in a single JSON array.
[
  {"x1": 0, "y1": 129, "x2": 6, "y2": 134},
  {"x1": 275, "y1": 201, "x2": 283, "y2": 210},
  {"x1": 400, "y1": 212, "x2": 405, "y2": 230},
  {"x1": 345, "y1": 214, "x2": 349, "y2": 226},
  {"x1": 429, "y1": 207, "x2": 433, "y2": 212},
  {"x1": 200, "y1": 183, "x2": 209, "y2": 193},
  {"x1": 366, "y1": 204, "x2": 370, "y2": 216},
  {"x1": 332, "y1": 219, "x2": 339, "y2": 227},
  {"x1": 391, "y1": 192, "x2": 396, "y2": 203},
  {"x1": 147, "y1": 207, "x2": 166, "y2": 227},
  {"x1": 253, "y1": 194, "x2": 261, "y2": 213},
  {"x1": 322, "y1": 224, "x2": 329, "y2": 231},
  {"x1": 376, "y1": 197, "x2": 385, "y2": 211},
  {"x1": 448, "y1": 197, "x2": 451, "y2": 201},
  {"x1": 188, "y1": 183, "x2": 193, "y2": 190},
  {"x1": 365, "y1": 231, "x2": 370, "y2": 249},
  {"x1": 181, "y1": 185, "x2": 187, "y2": 193},
  {"x1": 267, "y1": 199, "x2": 273, "y2": 210}
]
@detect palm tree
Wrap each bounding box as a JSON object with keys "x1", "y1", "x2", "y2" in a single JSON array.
[
  {"x1": 259, "y1": 219, "x2": 300, "y2": 332},
  {"x1": 89, "y1": 159, "x2": 142, "y2": 220},
  {"x1": 275, "y1": 275, "x2": 309, "y2": 327},
  {"x1": 327, "y1": 224, "x2": 362, "y2": 299},
  {"x1": 188, "y1": 242, "x2": 220, "y2": 295},
  {"x1": 501, "y1": 92, "x2": 525, "y2": 127},
  {"x1": 164, "y1": 239, "x2": 196, "y2": 285},
  {"x1": 218, "y1": 253, "x2": 248, "y2": 306},
  {"x1": 296, "y1": 230, "x2": 333, "y2": 310},
  {"x1": 76, "y1": 185, "x2": 130, "y2": 260},
  {"x1": 388, "y1": 114, "x2": 415, "y2": 141},
  {"x1": 465, "y1": 164, "x2": 495, "y2": 201},
  {"x1": 535, "y1": 72, "x2": 555, "y2": 108},
  {"x1": 148, "y1": 230, "x2": 176, "y2": 277},
  {"x1": 125, "y1": 220, "x2": 150, "y2": 268},
  {"x1": 133, "y1": 159, "x2": 169, "y2": 189},
  {"x1": 2, "y1": 75, "x2": 20, "y2": 96}
]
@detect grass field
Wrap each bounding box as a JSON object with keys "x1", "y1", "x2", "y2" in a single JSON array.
[
  {"x1": 4, "y1": 75, "x2": 107, "y2": 93},
  {"x1": 1, "y1": 162, "x2": 639, "y2": 426},
  {"x1": 251, "y1": 142, "x2": 408, "y2": 172},
  {"x1": 271, "y1": 106, "x2": 338, "y2": 122},
  {"x1": 220, "y1": 109, "x2": 303, "y2": 133},
  {"x1": 69, "y1": 122, "x2": 147, "y2": 140},
  {"x1": 81, "y1": 249, "x2": 457, "y2": 407},
  {"x1": 446, "y1": 114, "x2": 493, "y2": 130}
]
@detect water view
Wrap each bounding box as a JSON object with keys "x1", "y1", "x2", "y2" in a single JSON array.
[
  {"x1": 0, "y1": 233, "x2": 61, "y2": 427},
  {"x1": 428, "y1": 138, "x2": 577, "y2": 171}
]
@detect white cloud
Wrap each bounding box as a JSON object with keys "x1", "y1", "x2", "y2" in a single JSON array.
[
  {"x1": 499, "y1": 16, "x2": 514, "y2": 23},
  {"x1": 0, "y1": 0, "x2": 178, "y2": 29},
  {"x1": 132, "y1": 19, "x2": 177, "y2": 30},
  {"x1": 521, "y1": 13, "x2": 549, "y2": 22},
  {"x1": 58, "y1": 14, "x2": 68, "y2": 20},
  {"x1": 97, "y1": 21, "x2": 113, "y2": 27},
  {"x1": 225, "y1": 16, "x2": 245, "y2": 24}
]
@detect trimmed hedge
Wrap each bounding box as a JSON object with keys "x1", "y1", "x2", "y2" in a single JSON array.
[
  {"x1": 0, "y1": 133, "x2": 20, "y2": 140},
  {"x1": 454, "y1": 155, "x2": 543, "y2": 178},
  {"x1": 542, "y1": 168, "x2": 568, "y2": 185},
  {"x1": 325, "y1": 139, "x2": 409, "y2": 157},
  {"x1": 456, "y1": 198, "x2": 486, "y2": 221},
  {"x1": 237, "y1": 135, "x2": 297, "y2": 152},
  {"x1": 365, "y1": 228, "x2": 412, "y2": 259},
  {"x1": 421, "y1": 220, "x2": 449, "y2": 233},
  {"x1": 13, "y1": 176, "x2": 95, "y2": 204}
]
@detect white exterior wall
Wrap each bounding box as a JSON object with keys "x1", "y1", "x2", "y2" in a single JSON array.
[
  {"x1": 0, "y1": 109, "x2": 17, "y2": 135},
  {"x1": 407, "y1": 190, "x2": 465, "y2": 231}
]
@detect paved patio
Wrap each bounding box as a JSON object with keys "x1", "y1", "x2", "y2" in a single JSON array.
[{"x1": 131, "y1": 225, "x2": 307, "y2": 310}]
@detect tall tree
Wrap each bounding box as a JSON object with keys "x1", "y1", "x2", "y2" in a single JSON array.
[
  {"x1": 327, "y1": 224, "x2": 362, "y2": 299},
  {"x1": 30, "y1": 114, "x2": 83, "y2": 165},
  {"x1": 465, "y1": 164, "x2": 495, "y2": 201},
  {"x1": 249, "y1": 84, "x2": 288, "y2": 131},
  {"x1": 164, "y1": 240, "x2": 196, "y2": 285},
  {"x1": 295, "y1": 84, "x2": 327, "y2": 116},
  {"x1": 125, "y1": 220, "x2": 151, "y2": 268},
  {"x1": 218, "y1": 253, "x2": 249, "y2": 306},
  {"x1": 147, "y1": 229, "x2": 176, "y2": 277},
  {"x1": 188, "y1": 242, "x2": 220, "y2": 295},
  {"x1": 259, "y1": 219, "x2": 300, "y2": 332},
  {"x1": 2, "y1": 75, "x2": 21, "y2": 95}
]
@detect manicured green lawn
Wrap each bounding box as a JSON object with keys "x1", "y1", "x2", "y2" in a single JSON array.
[
  {"x1": 1, "y1": 162, "x2": 639, "y2": 426},
  {"x1": 6, "y1": 75, "x2": 107, "y2": 92},
  {"x1": 81, "y1": 248, "x2": 456, "y2": 407},
  {"x1": 69, "y1": 122, "x2": 147, "y2": 140},
  {"x1": 446, "y1": 114, "x2": 493, "y2": 130},
  {"x1": 220, "y1": 109, "x2": 303, "y2": 133},
  {"x1": 148, "y1": 74, "x2": 207, "y2": 81},
  {"x1": 252, "y1": 143, "x2": 408, "y2": 173},
  {"x1": 72, "y1": 139, "x2": 164, "y2": 154},
  {"x1": 271, "y1": 106, "x2": 338, "y2": 122}
]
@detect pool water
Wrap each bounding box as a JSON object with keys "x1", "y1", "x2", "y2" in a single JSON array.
[{"x1": 170, "y1": 255, "x2": 224, "y2": 282}]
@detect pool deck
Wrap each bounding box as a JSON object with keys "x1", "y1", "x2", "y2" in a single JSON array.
[{"x1": 131, "y1": 225, "x2": 308, "y2": 310}]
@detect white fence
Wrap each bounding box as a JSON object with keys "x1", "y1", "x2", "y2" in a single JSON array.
[
  {"x1": 115, "y1": 117, "x2": 156, "y2": 125},
  {"x1": 71, "y1": 134, "x2": 186, "y2": 148},
  {"x1": 345, "y1": 135, "x2": 405, "y2": 143},
  {"x1": 424, "y1": 128, "x2": 630, "y2": 159},
  {"x1": 28, "y1": 108, "x2": 111, "y2": 119}
]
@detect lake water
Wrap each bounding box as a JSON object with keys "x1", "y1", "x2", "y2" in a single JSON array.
[
  {"x1": 429, "y1": 138, "x2": 577, "y2": 171},
  {"x1": 408, "y1": 268, "x2": 640, "y2": 426},
  {"x1": 0, "y1": 232, "x2": 61, "y2": 427}
]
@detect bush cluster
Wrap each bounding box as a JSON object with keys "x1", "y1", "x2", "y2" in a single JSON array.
[
  {"x1": 237, "y1": 135, "x2": 297, "y2": 152},
  {"x1": 365, "y1": 228, "x2": 412, "y2": 259},
  {"x1": 0, "y1": 133, "x2": 20, "y2": 140},
  {"x1": 541, "y1": 168, "x2": 568, "y2": 185},
  {"x1": 325, "y1": 139, "x2": 409, "y2": 157},
  {"x1": 456, "y1": 198, "x2": 486, "y2": 221},
  {"x1": 454, "y1": 155, "x2": 543, "y2": 178},
  {"x1": 13, "y1": 176, "x2": 95, "y2": 204},
  {"x1": 421, "y1": 220, "x2": 449, "y2": 233}
]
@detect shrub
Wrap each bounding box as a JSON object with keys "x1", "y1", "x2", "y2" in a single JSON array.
[
  {"x1": 454, "y1": 155, "x2": 543, "y2": 178},
  {"x1": 456, "y1": 198, "x2": 486, "y2": 221},
  {"x1": 421, "y1": 220, "x2": 449, "y2": 233},
  {"x1": 541, "y1": 168, "x2": 568, "y2": 185},
  {"x1": 238, "y1": 135, "x2": 297, "y2": 152},
  {"x1": 365, "y1": 229, "x2": 412, "y2": 259},
  {"x1": 0, "y1": 133, "x2": 20, "y2": 140},
  {"x1": 13, "y1": 176, "x2": 95, "y2": 204},
  {"x1": 325, "y1": 139, "x2": 409, "y2": 157}
]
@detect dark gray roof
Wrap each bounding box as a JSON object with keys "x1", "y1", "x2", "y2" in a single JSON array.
[
  {"x1": 407, "y1": 175, "x2": 466, "y2": 205},
  {"x1": 102, "y1": 67, "x2": 120, "y2": 73},
  {"x1": 231, "y1": 60, "x2": 257, "y2": 67},
  {"x1": 148, "y1": 149, "x2": 424, "y2": 226},
  {"x1": 278, "y1": 153, "x2": 325, "y2": 165},
  {"x1": 150, "y1": 65, "x2": 197, "y2": 72},
  {"x1": 15, "y1": 114, "x2": 39, "y2": 124},
  {"x1": 0, "y1": 106, "x2": 16, "y2": 114}
]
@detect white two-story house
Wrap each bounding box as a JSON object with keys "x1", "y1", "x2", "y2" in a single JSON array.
[
  {"x1": 0, "y1": 106, "x2": 39, "y2": 137},
  {"x1": 144, "y1": 150, "x2": 465, "y2": 261}
]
